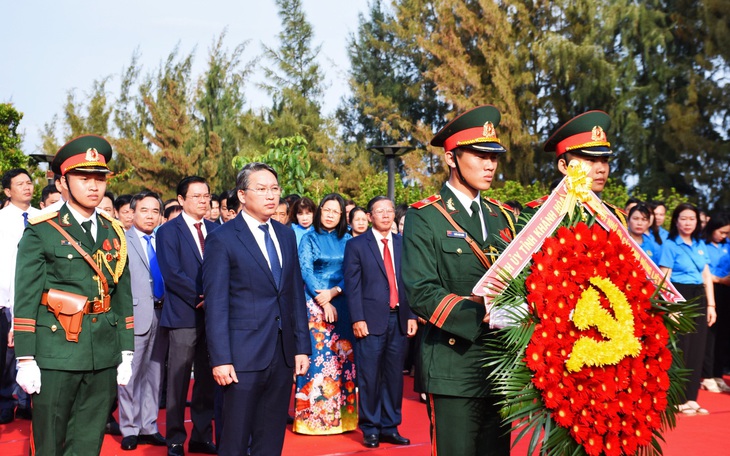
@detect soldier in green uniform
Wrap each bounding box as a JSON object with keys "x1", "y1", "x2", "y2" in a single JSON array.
[
  {"x1": 402, "y1": 105, "x2": 516, "y2": 456},
  {"x1": 522, "y1": 110, "x2": 627, "y2": 225},
  {"x1": 13, "y1": 135, "x2": 134, "y2": 455}
]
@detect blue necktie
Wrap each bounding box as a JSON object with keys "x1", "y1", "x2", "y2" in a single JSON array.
[
  {"x1": 143, "y1": 234, "x2": 165, "y2": 299},
  {"x1": 259, "y1": 224, "x2": 282, "y2": 287},
  {"x1": 22, "y1": 212, "x2": 28, "y2": 227}
]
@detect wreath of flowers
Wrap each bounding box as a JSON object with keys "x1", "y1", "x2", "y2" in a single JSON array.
[{"x1": 487, "y1": 219, "x2": 697, "y2": 456}]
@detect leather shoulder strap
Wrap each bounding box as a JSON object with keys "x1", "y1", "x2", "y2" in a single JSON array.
[
  {"x1": 46, "y1": 219, "x2": 109, "y2": 295},
  {"x1": 431, "y1": 201, "x2": 492, "y2": 270}
]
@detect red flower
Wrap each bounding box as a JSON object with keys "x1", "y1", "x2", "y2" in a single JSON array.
[{"x1": 523, "y1": 223, "x2": 671, "y2": 456}]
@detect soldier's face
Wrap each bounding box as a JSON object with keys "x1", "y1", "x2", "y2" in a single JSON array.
[
  {"x1": 559, "y1": 155, "x2": 610, "y2": 192},
  {"x1": 446, "y1": 149, "x2": 499, "y2": 193},
  {"x1": 132, "y1": 196, "x2": 161, "y2": 234},
  {"x1": 62, "y1": 172, "x2": 107, "y2": 212}
]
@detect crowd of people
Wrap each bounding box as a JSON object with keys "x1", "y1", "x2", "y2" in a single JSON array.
[{"x1": 0, "y1": 105, "x2": 728, "y2": 456}]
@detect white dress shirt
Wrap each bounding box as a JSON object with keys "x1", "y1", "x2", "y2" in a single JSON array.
[
  {"x1": 180, "y1": 211, "x2": 207, "y2": 257},
  {"x1": 239, "y1": 211, "x2": 282, "y2": 270},
  {"x1": 445, "y1": 181, "x2": 487, "y2": 240},
  {"x1": 0, "y1": 202, "x2": 40, "y2": 311}
]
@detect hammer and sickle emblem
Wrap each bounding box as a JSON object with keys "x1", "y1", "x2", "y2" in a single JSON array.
[{"x1": 565, "y1": 276, "x2": 642, "y2": 372}]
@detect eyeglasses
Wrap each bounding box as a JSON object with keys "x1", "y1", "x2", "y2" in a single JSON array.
[
  {"x1": 371, "y1": 208, "x2": 395, "y2": 216},
  {"x1": 245, "y1": 186, "x2": 282, "y2": 196},
  {"x1": 321, "y1": 208, "x2": 342, "y2": 215},
  {"x1": 186, "y1": 194, "x2": 211, "y2": 201}
]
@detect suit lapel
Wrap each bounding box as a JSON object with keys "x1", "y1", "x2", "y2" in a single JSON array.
[
  {"x1": 176, "y1": 216, "x2": 203, "y2": 263},
  {"x1": 127, "y1": 230, "x2": 150, "y2": 271},
  {"x1": 366, "y1": 231, "x2": 387, "y2": 277},
  {"x1": 235, "y1": 216, "x2": 277, "y2": 289},
  {"x1": 393, "y1": 234, "x2": 402, "y2": 274}
]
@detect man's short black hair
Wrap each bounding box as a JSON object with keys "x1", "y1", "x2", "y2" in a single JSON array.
[
  {"x1": 114, "y1": 194, "x2": 133, "y2": 211},
  {"x1": 2, "y1": 168, "x2": 31, "y2": 190},
  {"x1": 130, "y1": 190, "x2": 164, "y2": 212},
  {"x1": 366, "y1": 196, "x2": 391, "y2": 213},
  {"x1": 226, "y1": 189, "x2": 241, "y2": 213},
  {"x1": 41, "y1": 184, "x2": 60, "y2": 204},
  {"x1": 177, "y1": 176, "x2": 209, "y2": 198}
]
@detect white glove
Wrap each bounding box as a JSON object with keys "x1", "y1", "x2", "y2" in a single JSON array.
[
  {"x1": 16, "y1": 359, "x2": 41, "y2": 394},
  {"x1": 117, "y1": 351, "x2": 134, "y2": 386}
]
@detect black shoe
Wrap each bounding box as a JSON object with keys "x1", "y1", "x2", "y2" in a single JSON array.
[
  {"x1": 0, "y1": 408, "x2": 14, "y2": 424},
  {"x1": 168, "y1": 443, "x2": 185, "y2": 456},
  {"x1": 15, "y1": 407, "x2": 32, "y2": 420},
  {"x1": 138, "y1": 432, "x2": 166, "y2": 446},
  {"x1": 105, "y1": 417, "x2": 122, "y2": 436},
  {"x1": 363, "y1": 434, "x2": 379, "y2": 448},
  {"x1": 188, "y1": 440, "x2": 217, "y2": 454},
  {"x1": 121, "y1": 436, "x2": 138, "y2": 451},
  {"x1": 380, "y1": 432, "x2": 410, "y2": 445}
]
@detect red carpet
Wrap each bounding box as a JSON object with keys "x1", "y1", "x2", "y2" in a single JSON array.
[{"x1": 1, "y1": 376, "x2": 727, "y2": 455}]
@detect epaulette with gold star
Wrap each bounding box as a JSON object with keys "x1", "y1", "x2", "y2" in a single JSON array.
[
  {"x1": 525, "y1": 195, "x2": 548, "y2": 209},
  {"x1": 28, "y1": 212, "x2": 58, "y2": 225},
  {"x1": 484, "y1": 197, "x2": 514, "y2": 213},
  {"x1": 98, "y1": 210, "x2": 121, "y2": 227},
  {"x1": 411, "y1": 194, "x2": 441, "y2": 209}
]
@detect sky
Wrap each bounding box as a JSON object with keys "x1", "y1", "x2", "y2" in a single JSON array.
[{"x1": 1, "y1": 0, "x2": 371, "y2": 154}]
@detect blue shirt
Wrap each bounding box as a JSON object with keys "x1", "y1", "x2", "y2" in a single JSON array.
[
  {"x1": 639, "y1": 234, "x2": 663, "y2": 263},
  {"x1": 706, "y1": 240, "x2": 730, "y2": 278},
  {"x1": 292, "y1": 223, "x2": 313, "y2": 246},
  {"x1": 658, "y1": 226, "x2": 669, "y2": 241},
  {"x1": 659, "y1": 236, "x2": 709, "y2": 285}
]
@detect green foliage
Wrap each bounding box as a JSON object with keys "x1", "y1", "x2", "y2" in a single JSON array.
[
  {"x1": 0, "y1": 103, "x2": 29, "y2": 173},
  {"x1": 488, "y1": 181, "x2": 549, "y2": 206},
  {"x1": 233, "y1": 135, "x2": 312, "y2": 196},
  {"x1": 352, "y1": 172, "x2": 436, "y2": 207}
]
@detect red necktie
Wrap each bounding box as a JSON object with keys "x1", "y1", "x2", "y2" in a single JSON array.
[
  {"x1": 194, "y1": 222, "x2": 205, "y2": 256},
  {"x1": 381, "y1": 239, "x2": 398, "y2": 309}
]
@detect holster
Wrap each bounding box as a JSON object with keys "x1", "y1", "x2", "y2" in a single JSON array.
[{"x1": 44, "y1": 289, "x2": 87, "y2": 343}]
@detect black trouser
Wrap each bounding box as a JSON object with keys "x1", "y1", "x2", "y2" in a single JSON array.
[
  {"x1": 675, "y1": 283, "x2": 707, "y2": 402},
  {"x1": 704, "y1": 283, "x2": 730, "y2": 378}
]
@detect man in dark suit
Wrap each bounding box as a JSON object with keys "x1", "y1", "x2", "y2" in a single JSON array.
[
  {"x1": 203, "y1": 162, "x2": 310, "y2": 456},
  {"x1": 344, "y1": 196, "x2": 417, "y2": 449},
  {"x1": 157, "y1": 176, "x2": 219, "y2": 456},
  {"x1": 118, "y1": 191, "x2": 168, "y2": 450}
]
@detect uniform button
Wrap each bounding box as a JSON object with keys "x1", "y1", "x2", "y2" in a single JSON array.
[
  {"x1": 456, "y1": 248, "x2": 462, "y2": 255},
  {"x1": 275, "y1": 316, "x2": 281, "y2": 321},
  {"x1": 448, "y1": 338, "x2": 456, "y2": 346},
  {"x1": 92, "y1": 317, "x2": 98, "y2": 323},
  {"x1": 51, "y1": 325, "x2": 57, "y2": 332},
  {"x1": 67, "y1": 254, "x2": 73, "y2": 260}
]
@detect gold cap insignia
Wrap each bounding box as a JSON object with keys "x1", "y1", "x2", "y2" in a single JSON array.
[
  {"x1": 591, "y1": 126, "x2": 607, "y2": 142},
  {"x1": 483, "y1": 122, "x2": 497, "y2": 140},
  {"x1": 85, "y1": 148, "x2": 99, "y2": 161}
]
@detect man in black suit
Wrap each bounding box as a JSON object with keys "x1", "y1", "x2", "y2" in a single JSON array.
[
  {"x1": 157, "y1": 176, "x2": 219, "y2": 456},
  {"x1": 203, "y1": 163, "x2": 310, "y2": 456},
  {"x1": 344, "y1": 196, "x2": 418, "y2": 448}
]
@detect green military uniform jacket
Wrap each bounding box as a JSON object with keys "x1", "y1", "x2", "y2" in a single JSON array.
[
  {"x1": 13, "y1": 204, "x2": 134, "y2": 371},
  {"x1": 402, "y1": 185, "x2": 515, "y2": 398}
]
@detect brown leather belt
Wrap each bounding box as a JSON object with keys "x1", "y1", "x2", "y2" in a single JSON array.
[
  {"x1": 461, "y1": 295, "x2": 484, "y2": 304},
  {"x1": 40, "y1": 291, "x2": 111, "y2": 314}
]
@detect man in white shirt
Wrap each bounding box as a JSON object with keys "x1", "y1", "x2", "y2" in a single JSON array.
[{"x1": 0, "y1": 168, "x2": 39, "y2": 424}]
